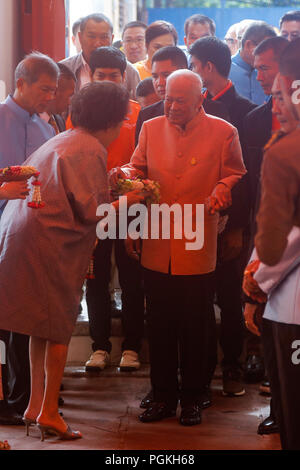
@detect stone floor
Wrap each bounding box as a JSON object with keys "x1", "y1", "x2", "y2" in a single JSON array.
[{"x1": 0, "y1": 366, "x2": 281, "y2": 452}]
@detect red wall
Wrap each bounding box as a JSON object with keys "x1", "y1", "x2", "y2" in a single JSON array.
[{"x1": 21, "y1": 0, "x2": 66, "y2": 61}]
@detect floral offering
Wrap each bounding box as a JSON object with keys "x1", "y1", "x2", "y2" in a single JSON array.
[{"x1": 113, "y1": 177, "x2": 161, "y2": 205}]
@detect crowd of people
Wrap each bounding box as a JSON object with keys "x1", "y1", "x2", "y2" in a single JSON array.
[{"x1": 0, "y1": 8, "x2": 299, "y2": 450}]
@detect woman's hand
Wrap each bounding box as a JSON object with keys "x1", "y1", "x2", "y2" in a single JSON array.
[
  {"x1": 0, "y1": 181, "x2": 30, "y2": 200},
  {"x1": 108, "y1": 167, "x2": 127, "y2": 190}
]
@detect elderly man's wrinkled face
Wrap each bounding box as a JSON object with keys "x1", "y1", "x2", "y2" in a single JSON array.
[
  {"x1": 272, "y1": 73, "x2": 298, "y2": 133},
  {"x1": 164, "y1": 76, "x2": 203, "y2": 128}
]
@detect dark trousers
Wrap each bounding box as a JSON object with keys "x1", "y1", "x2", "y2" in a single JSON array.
[
  {"x1": 215, "y1": 255, "x2": 245, "y2": 367},
  {"x1": 86, "y1": 238, "x2": 145, "y2": 354},
  {"x1": 0, "y1": 330, "x2": 30, "y2": 415},
  {"x1": 262, "y1": 318, "x2": 300, "y2": 450},
  {"x1": 143, "y1": 268, "x2": 216, "y2": 408}
]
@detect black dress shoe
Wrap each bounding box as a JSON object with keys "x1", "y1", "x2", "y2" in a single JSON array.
[
  {"x1": 180, "y1": 405, "x2": 202, "y2": 426},
  {"x1": 198, "y1": 387, "x2": 212, "y2": 409},
  {"x1": 139, "y1": 402, "x2": 176, "y2": 423},
  {"x1": 257, "y1": 415, "x2": 279, "y2": 435},
  {"x1": 244, "y1": 355, "x2": 265, "y2": 383},
  {"x1": 140, "y1": 390, "x2": 154, "y2": 409}
]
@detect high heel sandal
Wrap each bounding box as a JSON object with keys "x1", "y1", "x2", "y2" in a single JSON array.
[
  {"x1": 37, "y1": 423, "x2": 82, "y2": 442},
  {"x1": 22, "y1": 417, "x2": 36, "y2": 437}
]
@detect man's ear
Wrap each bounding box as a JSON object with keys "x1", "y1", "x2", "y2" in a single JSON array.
[
  {"x1": 206, "y1": 61, "x2": 214, "y2": 73},
  {"x1": 122, "y1": 70, "x2": 127, "y2": 84},
  {"x1": 184, "y1": 36, "x2": 187, "y2": 47},
  {"x1": 78, "y1": 31, "x2": 83, "y2": 47},
  {"x1": 16, "y1": 77, "x2": 25, "y2": 92},
  {"x1": 244, "y1": 39, "x2": 255, "y2": 55}
]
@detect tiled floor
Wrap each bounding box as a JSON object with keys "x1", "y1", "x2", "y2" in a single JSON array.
[{"x1": 0, "y1": 367, "x2": 281, "y2": 451}]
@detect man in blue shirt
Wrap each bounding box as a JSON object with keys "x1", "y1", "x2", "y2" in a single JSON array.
[
  {"x1": 0, "y1": 52, "x2": 59, "y2": 425},
  {"x1": 230, "y1": 21, "x2": 277, "y2": 105},
  {"x1": 0, "y1": 53, "x2": 58, "y2": 215}
]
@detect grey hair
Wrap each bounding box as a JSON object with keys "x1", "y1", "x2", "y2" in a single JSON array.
[{"x1": 15, "y1": 52, "x2": 59, "y2": 86}]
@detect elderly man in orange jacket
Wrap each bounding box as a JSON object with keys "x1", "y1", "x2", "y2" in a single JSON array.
[{"x1": 110, "y1": 69, "x2": 246, "y2": 426}]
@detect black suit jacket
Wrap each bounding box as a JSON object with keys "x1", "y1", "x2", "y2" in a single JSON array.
[
  {"x1": 243, "y1": 98, "x2": 273, "y2": 209},
  {"x1": 207, "y1": 85, "x2": 257, "y2": 232},
  {"x1": 135, "y1": 98, "x2": 230, "y2": 146}
]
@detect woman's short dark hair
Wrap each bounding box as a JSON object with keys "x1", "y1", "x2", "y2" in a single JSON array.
[
  {"x1": 145, "y1": 21, "x2": 178, "y2": 49},
  {"x1": 89, "y1": 46, "x2": 127, "y2": 76},
  {"x1": 71, "y1": 82, "x2": 129, "y2": 132}
]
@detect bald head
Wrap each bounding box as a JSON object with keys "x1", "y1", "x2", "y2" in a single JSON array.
[
  {"x1": 167, "y1": 69, "x2": 203, "y2": 93},
  {"x1": 165, "y1": 69, "x2": 204, "y2": 128}
]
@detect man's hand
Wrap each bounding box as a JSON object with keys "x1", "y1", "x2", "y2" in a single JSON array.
[
  {"x1": 219, "y1": 228, "x2": 243, "y2": 262},
  {"x1": 206, "y1": 183, "x2": 232, "y2": 215},
  {"x1": 0, "y1": 181, "x2": 30, "y2": 200},
  {"x1": 244, "y1": 303, "x2": 264, "y2": 337},
  {"x1": 125, "y1": 237, "x2": 141, "y2": 261}
]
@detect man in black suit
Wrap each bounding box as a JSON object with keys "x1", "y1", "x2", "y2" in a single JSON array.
[
  {"x1": 135, "y1": 46, "x2": 230, "y2": 145},
  {"x1": 190, "y1": 36, "x2": 257, "y2": 397},
  {"x1": 243, "y1": 36, "x2": 289, "y2": 435},
  {"x1": 244, "y1": 37, "x2": 289, "y2": 232}
]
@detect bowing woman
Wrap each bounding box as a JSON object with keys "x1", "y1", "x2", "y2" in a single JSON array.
[{"x1": 0, "y1": 81, "x2": 145, "y2": 441}]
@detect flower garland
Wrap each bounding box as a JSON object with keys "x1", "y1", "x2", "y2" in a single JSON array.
[
  {"x1": 0, "y1": 440, "x2": 11, "y2": 450},
  {"x1": 0, "y1": 165, "x2": 45, "y2": 209},
  {"x1": 113, "y1": 177, "x2": 161, "y2": 205}
]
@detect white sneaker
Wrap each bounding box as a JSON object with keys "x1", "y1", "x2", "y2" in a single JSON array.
[
  {"x1": 119, "y1": 350, "x2": 140, "y2": 371},
  {"x1": 85, "y1": 350, "x2": 110, "y2": 372}
]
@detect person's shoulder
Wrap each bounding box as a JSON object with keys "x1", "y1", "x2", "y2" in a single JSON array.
[
  {"x1": 60, "y1": 53, "x2": 82, "y2": 72},
  {"x1": 126, "y1": 60, "x2": 140, "y2": 76},
  {"x1": 139, "y1": 100, "x2": 164, "y2": 121},
  {"x1": 266, "y1": 129, "x2": 300, "y2": 163},
  {"x1": 204, "y1": 111, "x2": 236, "y2": 133},
  {"x1": 231, "y1": 86, "x2": 257, "y2": 112},
  {"x1": 142, "y1": 114, "x2": 166, "y2": 130},
  {"x1": 245, "y1": 100, "x2": 271, "y2": 123}
]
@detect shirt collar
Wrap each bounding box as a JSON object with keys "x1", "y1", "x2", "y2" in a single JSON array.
[
  {"x1": 232, "y1": 50, "x2": 253, "y2": 72},
  {"x1": 5, "y1": 95, "x2": 33, "y2": 122},
  {"x1": 81, "y1": 53, "x2": 91, "y2": 71}
]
